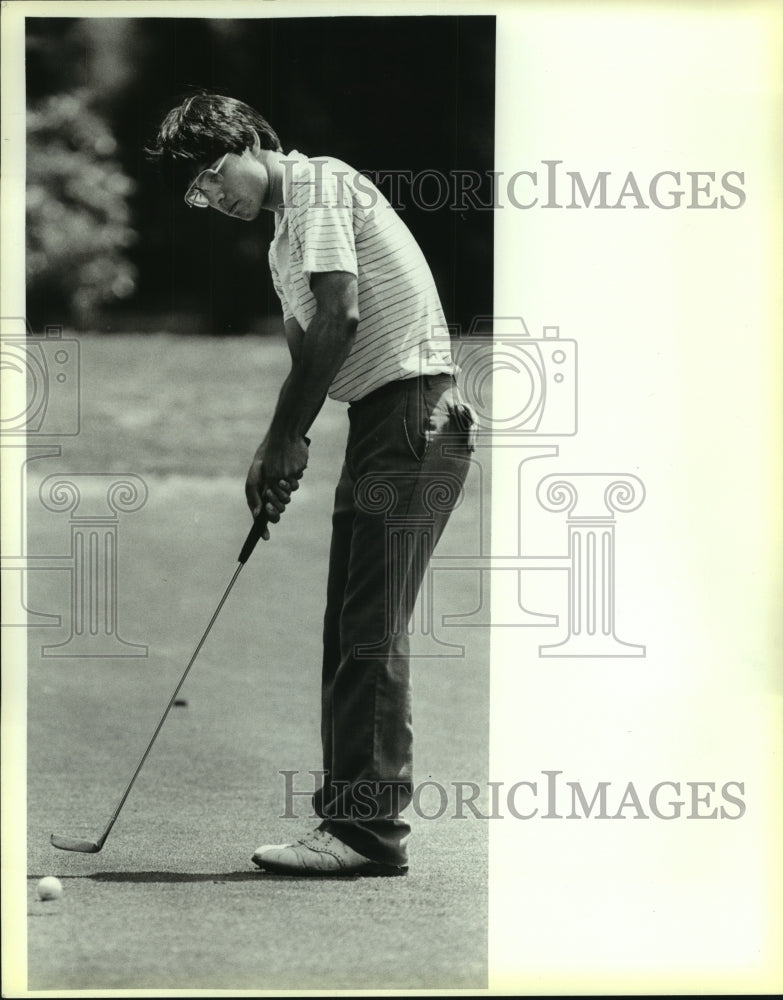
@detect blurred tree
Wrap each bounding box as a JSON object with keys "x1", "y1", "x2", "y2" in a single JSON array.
[
  {"x1": 26, "y1": 89, "x2": 138, "y2": 328},
  {"x1": 25, "y1": 15, "x2": 494, "y2": 335}
]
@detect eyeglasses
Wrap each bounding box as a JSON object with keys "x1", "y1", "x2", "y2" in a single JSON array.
[{"x1": 184, "y1": 153, "x2": 229, "y2": 208}]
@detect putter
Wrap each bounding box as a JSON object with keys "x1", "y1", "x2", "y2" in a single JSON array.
[{"x1": 50, "y1": 513, "x2": 269, "y2": 854}]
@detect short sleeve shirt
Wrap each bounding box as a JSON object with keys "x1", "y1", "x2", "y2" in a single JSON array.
[{"x1": 268, "y1": 151, "x2": 454, "y2": 402}]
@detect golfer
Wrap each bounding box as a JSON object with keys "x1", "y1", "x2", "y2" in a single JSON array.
[{"x1": 148, "y1": 92, "x2": 475, "y2": 876}]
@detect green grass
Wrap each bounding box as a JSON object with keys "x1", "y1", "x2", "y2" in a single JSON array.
[
  {"x1": 57, "y1": 332, "x2": 341, "y2": 477},
  {"x1": 22, "y1": 333, "x2": 490, "y2": 992}
]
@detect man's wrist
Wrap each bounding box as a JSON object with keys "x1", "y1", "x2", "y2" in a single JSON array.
[{"x1": 267, "y1": 425, "x2": 308, "y2": 448}]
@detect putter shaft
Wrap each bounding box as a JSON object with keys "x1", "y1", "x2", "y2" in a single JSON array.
[{"x1": 51, "y1": 517, "x2": 266, "y2": 854}]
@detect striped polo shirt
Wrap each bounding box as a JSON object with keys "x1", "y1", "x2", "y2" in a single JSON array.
[{"x1": 268, "y1": 150, "x2": 455, "y2": 402}]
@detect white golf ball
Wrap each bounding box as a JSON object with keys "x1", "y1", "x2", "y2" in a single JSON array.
[{"x1": 37, "y1": 876, "x2": 63, "y2": 901}]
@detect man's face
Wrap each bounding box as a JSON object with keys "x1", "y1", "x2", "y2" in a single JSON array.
[
  {"x1": 216, "y1": 147, "x2": 272, "y2": 220},
  {"x1": 186, "y1": 137, "x2": 272, "y2": 220}
]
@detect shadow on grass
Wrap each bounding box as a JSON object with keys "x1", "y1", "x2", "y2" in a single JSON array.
[
  {"x1": 29, "y1": 870, "x2": 387, "y2": 883},
  {"x1": 29, "y1": 871, "x2": 260, "y2": 883}
]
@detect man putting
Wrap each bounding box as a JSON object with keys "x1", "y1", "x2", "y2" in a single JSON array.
[{"x1": 148, "y1": 92, "x2": 475, "y2": 876}]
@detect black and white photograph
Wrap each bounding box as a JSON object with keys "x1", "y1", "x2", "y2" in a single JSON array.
[
  {"x1": 2, "y1": 0, "x2": 782, "y2": 996},
  {"x1": 8, "y1": 5, "x2": 495, "y2": 993}
]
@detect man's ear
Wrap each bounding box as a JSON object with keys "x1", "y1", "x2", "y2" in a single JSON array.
[{"x1": 248, "y1": 129, "x2": 262, "y2": 156}]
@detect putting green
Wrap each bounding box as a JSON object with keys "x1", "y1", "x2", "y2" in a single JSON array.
[{"x1": 22, "y1": 333, "x2": 490, "y2": 991}]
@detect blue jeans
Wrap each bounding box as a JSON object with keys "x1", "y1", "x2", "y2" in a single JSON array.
[{"x1": 313, "y1": 373, "x2": 474, "y2": 865}]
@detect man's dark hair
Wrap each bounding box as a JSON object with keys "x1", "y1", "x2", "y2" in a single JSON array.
[{"x1": 146, "y1": 91, "x2": 282, "y2": 173}]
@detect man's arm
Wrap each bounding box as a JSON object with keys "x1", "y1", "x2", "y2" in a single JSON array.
[{"x1": 245, "y1": 270, "x2": 359, "y2": 528}]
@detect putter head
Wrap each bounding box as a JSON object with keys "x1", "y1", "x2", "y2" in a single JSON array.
[{"x1": 50, "y1": 833, "x2": 102, "y2": 853}]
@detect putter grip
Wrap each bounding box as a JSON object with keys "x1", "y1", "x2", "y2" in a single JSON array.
[
  {"x1": 238, "y1": 513, "x2": 268, "y2": 564},
  {"x1": 238, "y1": 437, "x2": 310, "y2": 564}
]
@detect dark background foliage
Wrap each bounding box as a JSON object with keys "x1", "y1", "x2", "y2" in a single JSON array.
[{"x1": 25, "y1": 16, "x2": 495, "y2": 336}]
